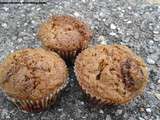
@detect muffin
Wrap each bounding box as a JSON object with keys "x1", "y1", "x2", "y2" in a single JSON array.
[
  {"x1": 37, "y1": 15, "x2": 92, "y2": 63},
  {"x1": 0, "y1": 48, "x2": 68, "y2": 112},
  {"x1": 75, "y1": 45, "x2": 148, "y2": 105}
]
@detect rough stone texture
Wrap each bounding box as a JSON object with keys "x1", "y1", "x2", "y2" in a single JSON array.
[{"x1": 0, "y1": 0, "x2": 160, "y2": 120}]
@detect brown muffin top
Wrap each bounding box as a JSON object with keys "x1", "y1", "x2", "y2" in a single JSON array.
[
  {"x1": 37, "y1": 15, "x2": 92, "y2": 51},
  {"x1": 75, "y1": 45, "x2": 148, "y2": 104},
  {"x1": 0, "y1": 48, "x2": 68, "y2": 100}
]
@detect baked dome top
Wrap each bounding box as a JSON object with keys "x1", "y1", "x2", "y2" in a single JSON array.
[{"x1": 37, "y1": 16, "x2": 92, "y2": 51}]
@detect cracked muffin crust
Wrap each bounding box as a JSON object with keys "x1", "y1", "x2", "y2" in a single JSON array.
[
  {"x1": 75, "y1": 45, "x2": 148, "y2": 104},
  {"x1": 37, "y1": 15, "x2": 92, "y2": 62},
  {"x1": 0, "y1": 48, "x2": 68, "y2": 112}
]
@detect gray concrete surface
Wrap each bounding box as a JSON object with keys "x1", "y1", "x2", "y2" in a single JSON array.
[{"x1": 0, "y1": 0, "x2": 160, "y2": 120}]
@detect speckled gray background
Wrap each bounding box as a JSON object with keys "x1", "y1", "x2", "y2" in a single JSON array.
[{"x1": 0, "y1": 0, "x2": 160, "y2": 120}]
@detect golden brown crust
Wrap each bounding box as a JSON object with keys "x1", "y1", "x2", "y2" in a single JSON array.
[
  {"x1": 0, "y1": 48, "x2": 68, "y2": 100},
  {"x1": 75, "y1": 45, "x2": 148, "y2": 104},
  {"x1": 37, "y1": 15, "x2": 92, "y2": 51}
]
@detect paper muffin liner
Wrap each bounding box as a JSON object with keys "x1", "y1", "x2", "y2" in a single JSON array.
[
  {"x1": 77, "y1": 75, "x2": 134, "y2": 106},
  {"x1": 52, "y1": 49, "x2": 84, "y2": 65},
  {"x1": 42, "y1": 44, "x2": 88, "y2": 65},
  {"x1": 6, "y1": 80, "x2": 68, "y2": 113},
  {"x1": 7, "y1": 92, "x2": 58, "y2": 113},
  {"x1": 77, "y1": 76, "x2": 136, "y2": 106},
  {"x1": 79, "y1": 84, "x2": 115, "y2": 107},
  {"x1": 56, "y1": 50, "x2": 77, "y2": 64},
  {"x1": 74, "y1": 66, "x2": 115, "y2": 106}
]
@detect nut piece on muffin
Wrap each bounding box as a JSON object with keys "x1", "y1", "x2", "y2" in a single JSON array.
[
  {"x1": 75, "y1": 45, "x2": 148, "y2": 105},
  {"x1": 37, "y1": 15, "x2": 92, "y2": 63},
  {"x1": 0, "y1": 48, "x2": 68, "y2": 112}
]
